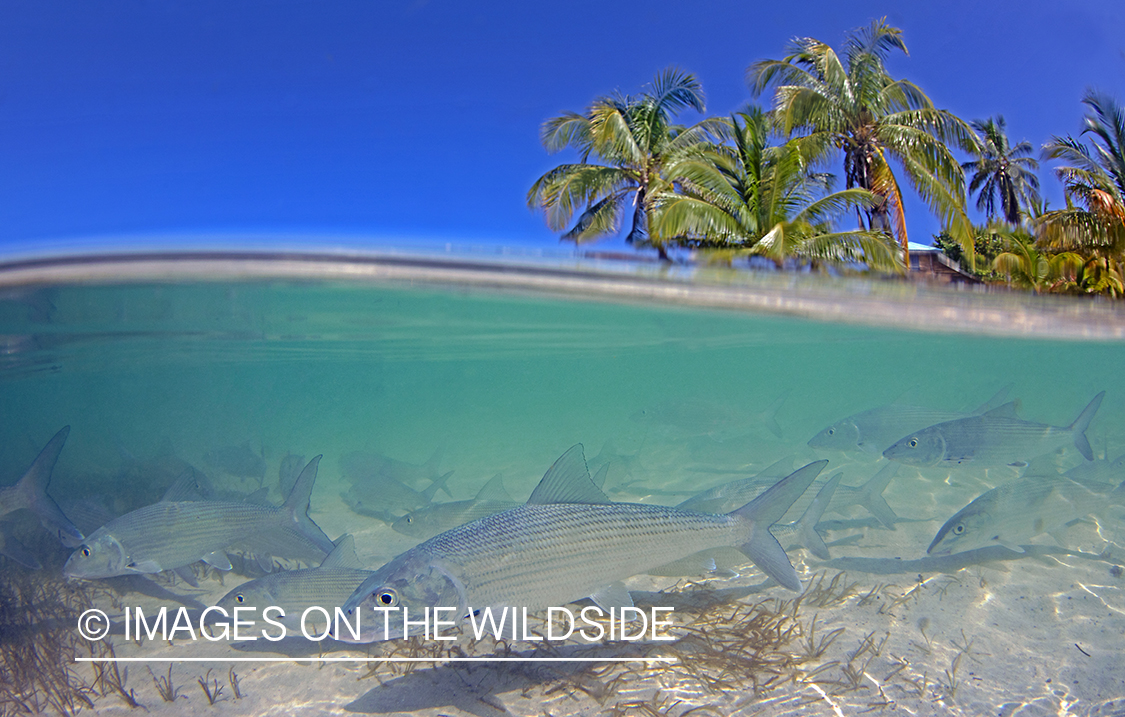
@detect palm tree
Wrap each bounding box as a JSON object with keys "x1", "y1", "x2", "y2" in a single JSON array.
[
  {"x1": 748, "y1": 18, "x2": 978, "y2": 266},
  {"x1": 991, "y1": 230, "x2": 1086, "y2": 293},
  {"x1": 655, "y1": 107, "x2": 902, "y2": 271},
  {"x1": 961, "y1": 116, "x2": 1040, "y2": 224},
  {"x1": 1037, "y1": 89, "x2": 1125, "y2": 263},
  {"x1": 527, "y1": 68, "x2": 720, "y2": 260}
]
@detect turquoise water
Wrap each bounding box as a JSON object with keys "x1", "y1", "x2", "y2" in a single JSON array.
[{"x1": 1, "y1": 252, "x2": 1123, "y2": 716}]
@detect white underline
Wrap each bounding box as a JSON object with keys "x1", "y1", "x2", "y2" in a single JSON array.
[{"x1": 75, "y1": 656, "x2": 676, "y2": 663}]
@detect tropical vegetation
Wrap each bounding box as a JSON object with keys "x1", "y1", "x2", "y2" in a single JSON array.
[
  {"x1": 747, "y1": 19, "x2": 978, "y2": 267},
  {"x1": 961, "y1": 116, "x2": 1040, "y2": 224},
  {"x1": 527, "y1": 18, "x2": 1125, "y2": 297}
]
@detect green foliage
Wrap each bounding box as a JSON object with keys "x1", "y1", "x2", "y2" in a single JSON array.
[
  {"x1": 961, "y1": 116, "x2": 1040, "y2": 224},
  {"x1": 527, "y1": 68, "x2": 723, "y2": 259},
  {"x1": 932, "y1": 226, "x2": 1008, "y2": 278},
  {"x1": 1037, "y1": 89, "x2": 1125, "y2": 262},
  {"x1": 656, "y1": 107, "x2": 903, "y2": 272},
  {"x1": 748, "y1": 18, "x2": 978, "y2": 265}
]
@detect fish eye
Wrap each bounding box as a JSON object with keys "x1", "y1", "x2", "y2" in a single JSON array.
[
  {"x1": 953, "y1": 524, "x2": 965, "y2": 535},
  {"x1": 827, "y1": 428, "x2": 835, "y2": 435},
  {"x1": 81, "y1": 547, "x2": 90, "y2": 557},
  {"x1": 909, "y1": 438, "x2": 918, "y2": 448},
  {"x1": 235, "y1": 594, "x2": 245, "y2": 603},
  {"x1": 405, "y1": 516, "x2": 412, "y2": 524},
  {"x1": 374, "y1": 588, "x2": 398, "y2": 607}
]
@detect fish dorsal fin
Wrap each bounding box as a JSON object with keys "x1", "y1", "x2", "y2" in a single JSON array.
[
  {"x1": 981, "y1": 400, "x2": 1021, "y2": 419},
  {"x1": 972, "y1": 384, "x2": 1013, "y2": 414},
  {"x1": 474, "y1": 474, "x2": 513, "y2": 503},
  {"x1": 527, "y1": 445, "x2": 611, "y2": 505},
  {"x1": 591, "y1": 462, "x2": 609, "y2": 490},
  {"x1": 589, "y1": 582, "x2": 633, "y2": 612},
  {"x1": 161, "y1": 467, "x2": 210, "y2": 502},
  {"x1": 321, "y1": 534, "x2": 362, "y2": 569},
  {"x1": 756, "y1": 455, "x2": 798, "y2": 480}
]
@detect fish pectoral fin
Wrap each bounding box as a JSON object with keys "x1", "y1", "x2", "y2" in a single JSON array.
[
  {"x1": 589, "y1": 582, "x2": 633, "y2": 613},
  {"x1": 201, "y1": 551, "x2": 233, "y2": 570},
  {"x1": 126, "y1": 559, "x2": 163, "y2": 573}
]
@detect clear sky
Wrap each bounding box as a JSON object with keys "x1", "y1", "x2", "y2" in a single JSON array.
[{"x1": 1, "y1": 0, "x2": 1123, "y2": 256}]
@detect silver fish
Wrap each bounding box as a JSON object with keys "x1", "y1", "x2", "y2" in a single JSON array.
[
  {"x1": 809, "y1": 387, "x2": 1010, "y2": 454},
  {"x1": 392, "y1": 474, "x2": 518, "y2": 539},
  {"x1": 883, "y1": 392, "x2": 1104, "y2": 467},
  {"x1": 63, "y1": 456, "x2": 333, "y2": 579},
  {"x1": 0, "y1": 426, "x2": 83, "y2": 548},
  {"x1": 338, "y1": 446, "x2": 825, "y2": 642},
  {"x1": 678, "y1": 460, "x2": 900, "y2": 529},
  {"x1": 214, "y1": 535, "x2": 371, "y2": 629},
  {"x1": 205, "y1": 441, "x2": 266, "y2": 479},
  {"x1": 341, "y1": 470, "x2": 453, "y2": 523},
  {"x1": 651, "y1": 471, "x2": 844, "y2": 576},
  {"x1": 631, "y1": 393, "x2": 787, "y2": 440},
  {"x1": 928, "y1": 474, "x2": 1125, "y2": 556},
  {"x1": 341, "y1": 448, "x2": 450, "y2": 491}
]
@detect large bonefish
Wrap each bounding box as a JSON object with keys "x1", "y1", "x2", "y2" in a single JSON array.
[{"x1": 339, "y1": 445, "x2": 825, "y2": 642}]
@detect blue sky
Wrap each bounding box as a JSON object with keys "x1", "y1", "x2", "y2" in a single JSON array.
[{"x1": 1, "y1": 0, "x2": 1123, "y2": 257}]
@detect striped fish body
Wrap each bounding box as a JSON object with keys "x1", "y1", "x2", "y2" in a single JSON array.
[
  {"x1": 215, "y1": 567, "x2": 372, "y2": 627},
  {"x1": 391, "y1": 499, "x2": 520, "y2": 539},
  {"x1": 810, "y1": 405, "x2": 982, "y2": 454},
  {"x1": 929, "y1": 476, "x2": 1125, "y2": 555},
  {"x1": 344, "y1": 503, "x2": 750, "y2": 642},
  {"x1": 431, "y1": 503, "x2": 749, "y2": 611},
  {"x1": 884, "y1": 393, "x2": 1104, "y2": 467},
  {"x1": 65, "y1": 501, "x2": 295, "y2": 577},
  {"x1": 340, "y1": 452, "x2": 826, "y2": 642},
  {"x1": 64, "y1": 456, "x2": 333, "y2": 579}
]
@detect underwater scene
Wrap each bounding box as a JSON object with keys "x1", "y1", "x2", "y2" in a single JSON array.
[{"x1": 1, "y1": 252, "x2": 1124, "y2": 717}]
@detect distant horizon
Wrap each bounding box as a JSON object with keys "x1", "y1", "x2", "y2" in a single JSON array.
[{"x1": 2, "y1": 1, "x2": 1122, "y2": 257}]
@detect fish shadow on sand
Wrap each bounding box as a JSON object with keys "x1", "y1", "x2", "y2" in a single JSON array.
[
  {"x1": 823, "y1": 544, "x2": 1120, "y2": 575},
  {"x1": 343, "y1": 642, "x2": 657, "y2": 717}
]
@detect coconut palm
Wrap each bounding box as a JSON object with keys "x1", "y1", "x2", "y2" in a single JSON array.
[
  {"x1": 748, "y1": 18, "x2": 978, "y2": 266},
  {"x1": 527, "y1": 68, "x2": 721, "y2": 260},
  {"x1": 1037, "y1": 89, "x2": 1125, "y2": 263},
  {"x1": 992, "y1": 231, "x2": 1087, "y2": 293},
  {"x1": 655, "y1": 107, "x2": 902, "y2": 271},
  {"x1": 961, "y1": 116, "x2": 1040, "y2": 224}
]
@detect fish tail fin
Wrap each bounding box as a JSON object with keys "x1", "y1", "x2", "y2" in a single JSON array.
[
  {"x1": 762, "y1": 391, "x2": 789, "y2": 439},
  {"x1": 0, "y1": 523, "x2": 42, "y2": 569},
  {"x1": 789, "y1": 473, "x2": 841, "y2": 560},
  {"x1": 281, "y1": 455, "x2": 335, "y2": 555},
  {"x1": 1068, "y1": 391, "x2": 1105, "y2": 461},
  {"x1": 421, "y1": 471, "x2": 455, "y2": 503},
  {"x1": 729, "y1": 460, "x2": 826, "y2": 591},
  {"x1": 15, "y1": 426, "x2": 83, "y2": 548},
  {"x1": 855, "y1": 463, "x2": 900, "y2": 529}
]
